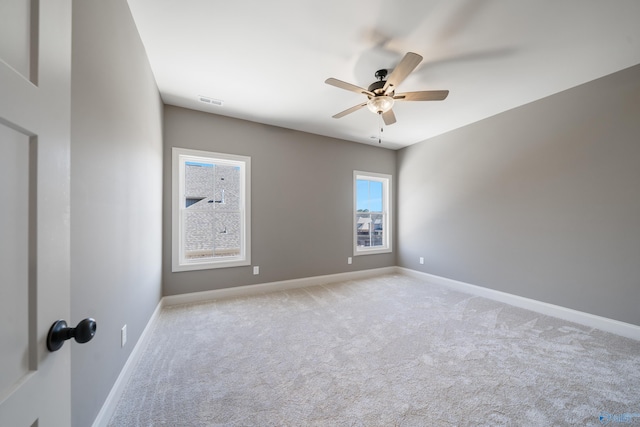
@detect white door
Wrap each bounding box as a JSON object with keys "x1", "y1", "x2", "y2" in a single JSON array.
[{"x1": 0, "y1": 0, "x2": 72, "y2": 426}]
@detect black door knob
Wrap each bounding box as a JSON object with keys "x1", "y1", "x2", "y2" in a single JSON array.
[{"x1": 47, "y1": 318, "x2": 97, "y2": 352}]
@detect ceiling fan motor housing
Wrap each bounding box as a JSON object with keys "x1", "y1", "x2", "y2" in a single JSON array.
[{"x1": 367, "y1": 79, "x2": 393, "y2": 97}]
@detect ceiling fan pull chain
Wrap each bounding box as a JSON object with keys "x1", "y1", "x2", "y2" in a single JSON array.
[{"x1": 378, "y1": 112, "x2": 383, "y2": 144}]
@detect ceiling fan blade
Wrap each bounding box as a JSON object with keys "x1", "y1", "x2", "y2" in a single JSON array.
[
  {"x1": 382, "y1": 109, "x2": 396, "y2": 126},
  {"x1": 382, "y1": 52, "x2": 423, "y2": 94},
  {"x1": 332, "y1": 102, "x2": 368, "y2": 119},
  {"x1": 325, "y1": 78, "x2": 375, "y2": 97},
  {"x1": 394, "y1": 90, "x2": 449, "y2": 101}
]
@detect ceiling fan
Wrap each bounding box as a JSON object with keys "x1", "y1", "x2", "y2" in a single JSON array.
[{"x1": 325, "y1": 52, "x2": 449, "y2": 126}]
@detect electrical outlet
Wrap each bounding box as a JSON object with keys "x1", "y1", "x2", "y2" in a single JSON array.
[
  {"x1": 121, "y1": 325, "x2": 127, "y2": 347},
  {"x1": 253, "y1": 266, "x2": 259, "y2": 275},
  {"x1": 419, "y1": 257, "x2": 424, "y2": 265},
  {"x1": 347, "y1": 257, "x2": 352, "y2": 265}
]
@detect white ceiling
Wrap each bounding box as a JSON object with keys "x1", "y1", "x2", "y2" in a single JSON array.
[{"x1": 126, "y1": 0, "x2": 640, "y2": 150}]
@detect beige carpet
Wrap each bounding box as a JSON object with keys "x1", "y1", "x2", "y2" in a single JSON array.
[{"x1": 109, "y1": 273, "x2": 640, "y2": 426}]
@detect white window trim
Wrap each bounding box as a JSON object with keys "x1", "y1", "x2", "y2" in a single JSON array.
[
  {"x1": 172, "y1": 147, "x2": 251, "y2": 272},
  {"x1": 353, "y1": 170, "x2": 392, "y2": 256}
]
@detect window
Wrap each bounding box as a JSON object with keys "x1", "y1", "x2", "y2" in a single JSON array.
[
  {"x1": 172, "y1": 147, "x2": 250, "y2": 271},
  {"x1": 354, "y1": 171, "x2": 392, "y2": 255}
]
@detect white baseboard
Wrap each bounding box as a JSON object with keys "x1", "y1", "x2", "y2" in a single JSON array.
[
  {"x1": 398, "y1": 267, "x2": 640, "y2": 341},
  {"x1": 92, "y1": 301, "x2": 163, "y2": 427},
  {"x1": 163, "y1": 266, "x2": 397, "y2": 306}
]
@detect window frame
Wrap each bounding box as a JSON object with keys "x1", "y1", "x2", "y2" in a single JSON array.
[
  {"x1": 353, "y1": 170, "x2": 392, "y2": 256},
  {"x1": 172, "y1": 147, "x2": 251, "y2": 272}
]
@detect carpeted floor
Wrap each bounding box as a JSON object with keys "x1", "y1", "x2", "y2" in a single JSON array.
[{"x1": 108, "y1": 273, "x2": 640, "y2": 426}]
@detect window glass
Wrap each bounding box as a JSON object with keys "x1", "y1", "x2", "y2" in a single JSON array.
[
  {"x1": 172, "y1": 148, "x2": 250, "y2": 271},
  {"x1": 354, "y1": 171, "x2": 392, "y2": 255}
]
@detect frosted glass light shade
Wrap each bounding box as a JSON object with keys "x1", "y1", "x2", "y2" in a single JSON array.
[{"x1": 367, "y1": 96, "x2": 394, "y2": 114}]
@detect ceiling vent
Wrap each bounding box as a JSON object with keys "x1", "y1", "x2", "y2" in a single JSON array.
[{"x1": 198, "y1": 95, "x2": 224, "y2": 106}]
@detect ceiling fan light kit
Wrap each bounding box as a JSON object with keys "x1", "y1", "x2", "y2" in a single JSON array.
[
  {"x1": 325, "y1": 52, "x2": 449, "y2": 130},
  {"x1": 367, "y1": 95, "x2": 394, "y2": 114}
]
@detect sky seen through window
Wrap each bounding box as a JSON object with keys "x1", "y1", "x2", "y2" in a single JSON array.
[{"x1": 356, "y1": 179, "x2": 383, "y2": 212}]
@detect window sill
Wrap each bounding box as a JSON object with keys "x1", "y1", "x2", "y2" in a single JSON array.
[
  {"x1": 354, "y1": 248, "x2": 392, "y2": 256},
  {"x1": 172, "y1": 258, "x2": 250, "y2": 272}
]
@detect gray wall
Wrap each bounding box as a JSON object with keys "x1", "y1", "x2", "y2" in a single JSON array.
[
  {"x1": 397, "y1": 64, "x2": 640, "y2": 326},
  {"x1": 70, "y1": 1, "x2": 163, "y2": 426},
  {"x1": 163, "y1": 106, "x2": 396, "y2": 296}
]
